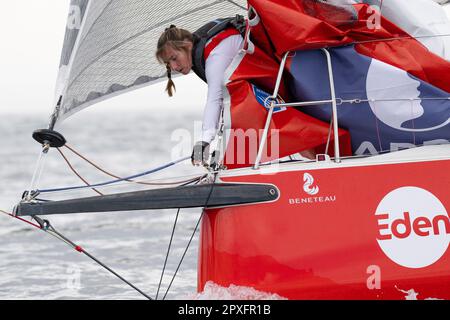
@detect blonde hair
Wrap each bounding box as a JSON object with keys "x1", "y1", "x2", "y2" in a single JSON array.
[{"x1": 156, "y1": 25, "x2": 194, "y2": 97}]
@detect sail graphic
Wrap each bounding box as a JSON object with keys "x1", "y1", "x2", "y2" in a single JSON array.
[
  {"x1": 53, "y1": 0, "x2": 247, "y2": 124},
  {"x1": 287, "y1": 46, "x2": 450, "y2": 154},
  {"x1": 237, "y1": 0, "x2": 450, "y2": 156}
]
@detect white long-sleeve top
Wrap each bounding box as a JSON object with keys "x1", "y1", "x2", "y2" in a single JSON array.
[{"x1": 201, "y1": 34, "x2": 243, "y2": 143}]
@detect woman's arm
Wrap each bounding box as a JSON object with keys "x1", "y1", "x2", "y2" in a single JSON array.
[{"x1": 201, "y1": 34, "x2": 243, "y2": 143}]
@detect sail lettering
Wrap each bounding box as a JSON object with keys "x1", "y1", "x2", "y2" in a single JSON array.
[{"x1": 67, "y1": 5, "x2": 82, "y2": 30}]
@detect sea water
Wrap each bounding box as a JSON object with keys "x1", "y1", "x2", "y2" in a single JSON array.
[
  {"x1": 0, "y1": 108, "x2": 435, "y2": 301},
  {"x1": 0, "y1": 108, "x2": 239, "y2": 300}
]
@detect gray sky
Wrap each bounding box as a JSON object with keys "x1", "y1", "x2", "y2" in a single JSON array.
[
  {"x1": 0, "y1": 1, "x2": 448, "y2": 116},
  {"x1": 0, "y1": 1, "x2": 69, "y2": 114}
]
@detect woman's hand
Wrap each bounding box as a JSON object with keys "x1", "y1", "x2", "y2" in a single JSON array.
[{"x1": 191, "y1": 141, "x2": 210, "y2": 166}]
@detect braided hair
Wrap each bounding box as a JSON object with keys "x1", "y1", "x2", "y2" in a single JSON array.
[{"x1": 156, "y1": 25, "x2": 194, "y2": 97}]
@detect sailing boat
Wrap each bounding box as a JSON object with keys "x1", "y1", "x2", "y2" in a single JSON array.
[{"x1": 12, "y1": 0, "x2": 450, "y2": 299}]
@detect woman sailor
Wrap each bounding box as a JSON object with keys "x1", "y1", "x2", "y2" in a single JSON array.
[{"x1": 156, "y1": 15, "x2": 246, "y2": 166}]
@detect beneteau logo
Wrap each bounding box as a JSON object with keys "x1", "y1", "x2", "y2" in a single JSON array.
[
  {"x1": 375, "y1": 187, "x2": 449, "y2": 268},
  {"x1": 288, "y1": 172, "x2": 336, "y2": 205},
  {"x1": 303, "y1": 173, "x2": 319, "y2": 195}
]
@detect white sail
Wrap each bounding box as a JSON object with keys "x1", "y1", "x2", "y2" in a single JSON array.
[
  {"x1": 377, "y1": 0, "x2": 450, "y2": 60},
  {"x1": 53, "y1": 0, "x2": 449, "y2": 126},
  {"x1": 54, "y1": 0, "x2": 247, "y2": 125},
  {"x1": 346, "y1": 1, "x2": 450, "y2": 60},
  {"x1": 433, "y1": 0, "x2": 449, "y2": 4}
]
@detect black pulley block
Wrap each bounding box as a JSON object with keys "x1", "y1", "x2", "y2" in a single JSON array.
[{"x1": 32, "y1": 129, "x2": 66, "y2": 148}]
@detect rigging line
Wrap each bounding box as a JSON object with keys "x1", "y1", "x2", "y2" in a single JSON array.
[
  {"x1": 0, "y1": 209, "x2": 42, "y2": 229},
  {"x1": 27, "y1": 144, "x2": 50, "y2": 199},
  {"x1": 340, "y1": 97, "x2": 450, "y2": 104},
  {"x1": 57, "y1": 147, "x2": 103, "y2": 196},
  {"x1": 64, "y1": 144, "x2": 197, "y2": 186},
  {"x1": 226, "y1": 0, "x2": 247, "y2": 10},
  {"x1": 44, "y1": 228, "x2": 78, "y2": 249},
  {"x1": 37, "y1": 175, "x2": 203, "y2": 199},
  {"x1": 162, "y1": 177, "x2": 217, "y2": 300},
  {"x1": 177, "y1": 175, "x2": 206, "y2": 187},
  {"x1": 349, "y1": 33, "x2": 450, "y2": 46},
  {"x1": 37, "y1": 156, "x2": 190, "y2": 193},
  {"x1": 162, "y1": 211, "x2": 205, "y2": 300},
  {"x1": 40, "y1": 220, "x2": 153, "y2": 300},
  {"x1": 2, "y1": 209, "x2": 154, "y2": 300},
  {"x1": 34, "y1": 173, "x2": 203, "y2": 198},
  {"x1": 33, "y1": 198, "x2": 51, "y2": 202},
  {"x1": 3, "y1": 208, "x2": 156, "y2": 300},
  {"x1": 59, "y1": 148, "x2": 250, "y2": 185},
  {"x1": 155, "y1": 207, "x2": 181, "y2": 300},
  {"x1": 134, "y1": 175, "x2": 204, "y2": 186}
]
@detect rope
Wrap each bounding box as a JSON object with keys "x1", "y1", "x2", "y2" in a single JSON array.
[
  {"x1": 0, "y1": 209, "x2": 41, "y2": 229},
  {"x1": 63, "y1": 144, "x2": 195, "y2": 186},
  {"x1": 37, "y1": 156, "x2": 191, "y2": 193},
  {"x1": 34, "y1": 173, "x2": 205, "y2": 198},
  {"x1": 57, "y1": 148, "x2": 103, "y2": 196}
]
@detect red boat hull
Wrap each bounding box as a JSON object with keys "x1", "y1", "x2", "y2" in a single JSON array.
[{"x1": 198, "y1": 153, "x2": 450, "y2": 299}]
